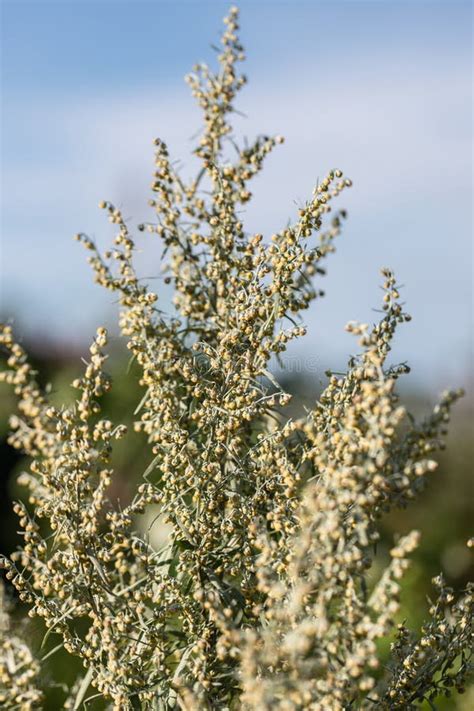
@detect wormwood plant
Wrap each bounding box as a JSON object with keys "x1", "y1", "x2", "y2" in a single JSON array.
[{"x1": 0, "y1": 7, "x2": 472, "y2": 710}]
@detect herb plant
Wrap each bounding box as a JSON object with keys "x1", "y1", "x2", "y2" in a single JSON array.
[{"x1": 1, "y1": 7, "x2": 472, "y2": 710}]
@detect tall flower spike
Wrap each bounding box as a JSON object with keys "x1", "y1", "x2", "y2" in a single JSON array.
[{"x1": 0, "y1": 7, "x2": 471, "y2": 710}]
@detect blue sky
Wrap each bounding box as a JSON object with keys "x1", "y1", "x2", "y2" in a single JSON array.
[{"x1": 1, "y1": 0, "x2": 472, "y2": 389}]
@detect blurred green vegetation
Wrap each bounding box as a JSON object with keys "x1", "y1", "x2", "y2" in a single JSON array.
[{"x1": 1, "y1": 340, "x2": 472, "y2": 708}]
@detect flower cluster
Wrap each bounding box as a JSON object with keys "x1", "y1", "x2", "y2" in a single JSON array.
[
  {"x1": 0, "y1": 6, "x2": 472, "y2": 710},
  {"x1": 0, "y1": 583, "x2": 43, "y2": 710}
]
